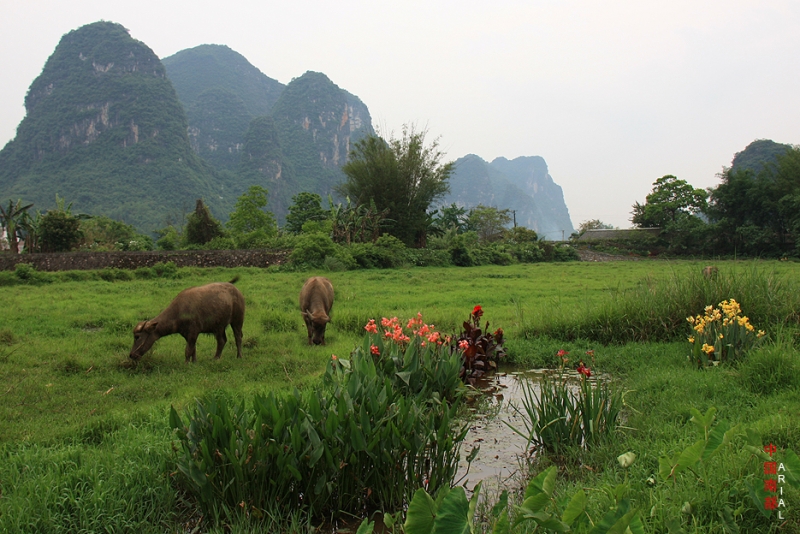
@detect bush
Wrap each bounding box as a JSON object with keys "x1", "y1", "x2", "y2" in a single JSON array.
[
  {"x1": 289, "y1": 233, "x2": 337, "y2": 267},
  {"x1": 171, "y1": 341, "x2": 467, "y2": 522},
  {"x1": 152, "y1": 261, "x2": 178, "y2": 278},
  {"x1": 12, "y1": 263, "x2": 51, "y2": 284}
]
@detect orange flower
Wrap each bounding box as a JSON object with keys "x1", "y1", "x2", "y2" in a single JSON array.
[
  {"x1": 370, "y1": 345, "x2": 380, "y2": 355},
  {"x1": 364, "y1": 319, "x2": 378, "y2": 334}
]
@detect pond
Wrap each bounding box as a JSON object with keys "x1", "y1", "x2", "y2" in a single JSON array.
[{"x1": 456, "y1": 370, "x2": 544, "y2": 492}]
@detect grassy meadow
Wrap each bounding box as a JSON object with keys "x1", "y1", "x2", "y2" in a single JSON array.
[{"x1": 1, "y1": 260, "x2": 799, "y2": 532}]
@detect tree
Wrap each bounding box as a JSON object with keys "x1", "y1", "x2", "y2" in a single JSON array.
[
  {"x1": 38, "y1": 210, "x2": 83, "y2": 252},
  {"x1": 227, "y1": 186, "x2": 277, "y2": 237},
  {"x1": 432, "y1": 203, "x2": 470, "y2": 234},
  {"x1": 338, "y1": 125, "x2": 453, "y2": 246},
  {"x1": 577, "y1": 219, "x2": 614, "y2": 235},
  {"x1": 467, "y1": 205, "x2": 512, "y2": 242},
  {"x1": 285, "y1": 192, "x2": 328, "y2": 234},
  {"x1": 0, "y1": 199, "x2": 34, "y2": 254},
  {"x1": 185, "y1": 199, "x2": 224, "y2": 246},
  {"x1": 631, "y1": 175, "x2": 708, "y2": 228},
  {"x1": 80, "y1": 215, "x2": 153, "y2": 251},
  {"x1": 709, "y1": 146, "x2": 800, "y2": 256}
]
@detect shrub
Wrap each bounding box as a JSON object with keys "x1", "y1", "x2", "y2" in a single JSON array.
[
  {"x1": 171, "y1": 352, "x2": 467, "y2": 522},
  {"x1": 152, "y1": 261, "x2": 178, "y2": 278},
  {"x1": 289, "y1": 232, "x2": 337, "y2": 267}
]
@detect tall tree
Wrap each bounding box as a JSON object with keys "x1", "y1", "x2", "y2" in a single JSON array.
[
  {"x1": 0, "y1": 199, "x2": 34, "y2": 254},
  {"x1": 38, "y1": 210, "x2": 83, "y2": 252},
  {"x1": 337, "y1": 125, "x2": 453, "y2": 246},
  {"x1": 467, "y1": 205, "x2": 512, "y2": 242},
  {"x1": 185, "y1": 199, "x2": 224, "y2": 246},
  {"x1": 285, "y1": 192, "x2": 328, "y2": 234},
  {"x1": 226, "y1": 186, "x2": 277, "y2": 237},
  {"x1": 631, "y1": 175, "x2": 707, "y2": 228}
]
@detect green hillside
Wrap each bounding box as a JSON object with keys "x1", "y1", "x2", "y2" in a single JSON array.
[
  {"x1": 0, "y1": 21, "x2": 226, "y2": 232},
  {"x1": 162, "y1": 45, "x2": 285, "y2": 173},
  {"x1": 730, "y1": 139, "x2": 792, "y2": 176}
]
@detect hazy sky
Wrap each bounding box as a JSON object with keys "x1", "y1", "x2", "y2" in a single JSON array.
[{"x1": 1, "y1": 0, "x2": 798, "y2": 229}]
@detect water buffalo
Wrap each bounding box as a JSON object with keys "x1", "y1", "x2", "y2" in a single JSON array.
[
  {"x1": 702, "y1": 266, "x2": 719, "y2": 280},
  {"x1": 130, "y1": 277, "x2": 245, "y2": 362},
  {"x1": 299, "y1": 276, "x2": 334, "y2": 345}
]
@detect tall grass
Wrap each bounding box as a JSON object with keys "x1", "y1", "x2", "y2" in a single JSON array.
[{"x1": 523, "y1": 262, "x2": 800, "y2": 343}]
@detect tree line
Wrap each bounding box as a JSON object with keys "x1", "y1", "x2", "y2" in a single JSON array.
[{"x1": 1, "y1": 126, "x2": 577, "y2": 268}]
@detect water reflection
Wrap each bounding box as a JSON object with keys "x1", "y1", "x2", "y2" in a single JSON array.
[{"x1": 456, "y1": 370, "x2": 549, "y2": 491}]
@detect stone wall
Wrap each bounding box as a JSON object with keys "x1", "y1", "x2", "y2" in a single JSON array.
[{"x1": 0, "y1": 249, "x2": 290, "y2": 272}]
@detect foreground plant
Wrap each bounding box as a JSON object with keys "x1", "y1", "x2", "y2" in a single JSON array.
[
  {"x1": 507, "y1": 350, "x2": 623, "y2": 454},
  {"x1": 451, "y1": 305, "x2": 507, "y2": 385},
  {"x1": 687, "y1": 298, "x2": 765, "y2": 367},
  {"x1": 170, "y1": 339, "x2": 470, "y2": 523}
]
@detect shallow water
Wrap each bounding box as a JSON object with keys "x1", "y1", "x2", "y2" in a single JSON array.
[{"x1": 455, "y1": 369, "x2": 551, "y2": 491}]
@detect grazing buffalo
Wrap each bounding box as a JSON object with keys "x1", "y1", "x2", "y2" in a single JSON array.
[
  {"x1": 702, "y1": 266, "x2": 719, "y2": 280},
  {"x1": 130, "y1": 277, "x2": 245, "y2": 362},
  {"x1": 299, "y1": 276, "x2": 334, "y2": 345}
]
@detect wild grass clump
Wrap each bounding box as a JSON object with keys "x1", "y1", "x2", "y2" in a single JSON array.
[
  {"x1": 737, "y1": 338, "x2": 800, "y2": 395},
  {"x1": 0, "y1": 423, "x2": 176, "y2": 533},
  {"x1": 507, "y1": 366, "x2": 623, "y2": 455},
  {"x1": 523, "y1": 263, "x2": 800, "y2": 344}
]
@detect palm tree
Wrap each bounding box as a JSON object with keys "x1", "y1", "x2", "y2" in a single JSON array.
[{"x1": 0, "y1": 199, "x2": 34, "y2": 254}]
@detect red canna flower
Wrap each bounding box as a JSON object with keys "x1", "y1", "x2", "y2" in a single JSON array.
[
  {"x1": 370, "y1": 344, "x2": 380, "y2": 355},
  {"x1": 472, "y1": 305, "x2": 483, "y2": 317},
  {"x1": 557, "y1": 349, "x2": 569, "y2": 357},
  {"x1": 577, "y1": 363, "x2": 591, "y2": 377},
  {"x1": 364, "y1": 319, "x2": 378, "y2": 334}
]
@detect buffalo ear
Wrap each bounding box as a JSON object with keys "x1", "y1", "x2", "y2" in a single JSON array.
[{"x1": 145, "y1": 320, "x2": 158, "y2": 331}]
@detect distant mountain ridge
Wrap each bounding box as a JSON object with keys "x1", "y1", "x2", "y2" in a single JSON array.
[
  {"x1": 0, "y1": 21, "x2": 576, "y2": 238},
  {"x1": 0, "y1": 21, "x2": 222, "y2": 232},
  {"x1": 444, "y1": 155, "x2": 574, "y2": 240},
  {"x1": 163, "y1": 46, "x2": 374, "y2": 221}
]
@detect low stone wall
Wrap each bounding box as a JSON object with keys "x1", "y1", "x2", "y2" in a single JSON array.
[{"x1": 0, "y1": 249, "x2": 290, "y2": 272}]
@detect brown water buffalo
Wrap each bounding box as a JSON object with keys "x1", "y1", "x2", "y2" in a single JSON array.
[
  {"x1": 299, "y1": 276, "x2": 334, "y2": 345},
  {"x1": 130, "y1": 277, "x2": 245, "y2": 362},
  {"x1": 702, "y1": 266, "x2": 719, "y2": 280}
]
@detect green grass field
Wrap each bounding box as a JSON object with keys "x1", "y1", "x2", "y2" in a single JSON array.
[{"x1": 1, "y1": 260, "x2": 799, "y2": 532}]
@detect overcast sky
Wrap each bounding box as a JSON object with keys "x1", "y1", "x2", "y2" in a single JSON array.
[{"x1": 1, "y1": 0, "x2": 798, "y2": 229}]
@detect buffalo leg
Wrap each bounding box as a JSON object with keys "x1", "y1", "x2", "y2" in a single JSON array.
[
  {"x1": 184, "y1": 333, "x2": 198, "y2": 363},
  {"x1": 214, "y1": 329, "x2": 227, "y2": 359}
]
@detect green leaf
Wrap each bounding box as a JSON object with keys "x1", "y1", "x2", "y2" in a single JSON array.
[
  {"x1": 491, "y1": 490, "x2": 508, "y2": 519},
  {"x1": 676, "y1": 440, "x2": 705, "y2": 473},
  {"x1": 783, "y1": 449, "x2": 800, "y2": 488},
  {"x1": 718, "y1": 506, "x2": 740, "y2": 534},
  {"x1": 526, "y1": 466, "x2": 557, "y2": 500},
  {"x1": 405, "y1": 488, "x2": 437, "y2": 534},
  {"x1": 491, "y1": 511, "x2": 510, "y2": 534},
  {"x1": 689, "y1": 406, "x2": 716, "y2": 433},
  {"x1": 562, "y1": 488, "x2": 587, "y2": 525},
  {"x1": 702, "y1": 420, "x2": 731, "y2": 460},
  {"x1": 519, "y1": 493, "x2": 551, "y2": 514},
  {"x1": 433, "y1": 486, "x2": 471, "y2": 534},
  {"x1": 356, "y1": 519, "x2": 375, "y2": 534}
]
